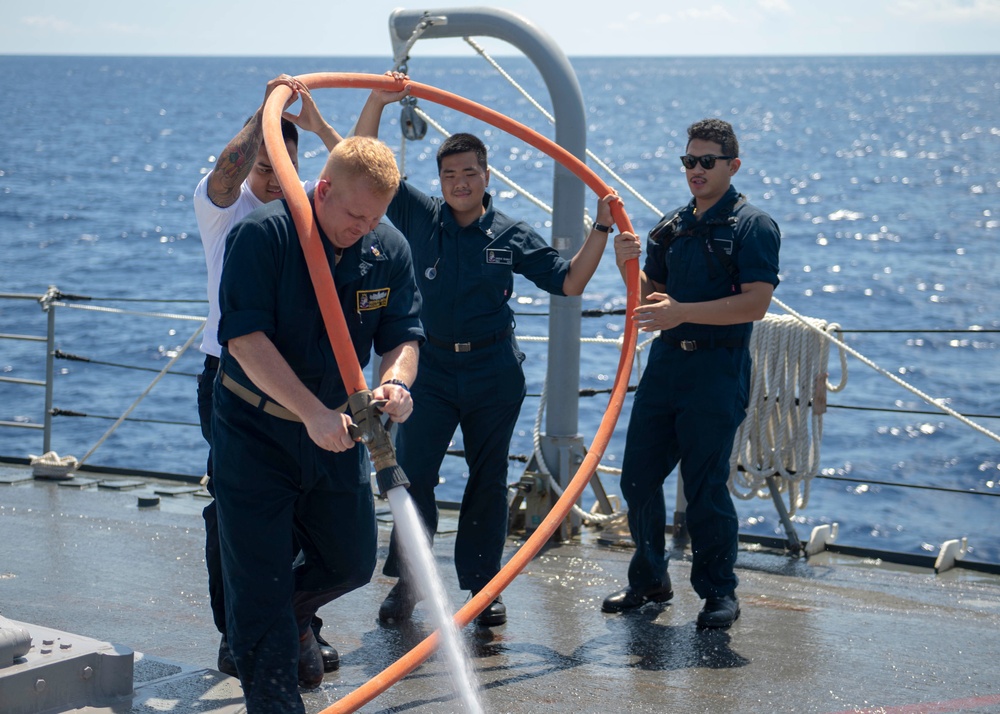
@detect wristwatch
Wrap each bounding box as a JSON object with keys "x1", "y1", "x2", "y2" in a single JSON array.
[
  {"x1": 381, "y1": 378, "x2": 410, "y2": 392},
  {"x1": 593, "y1": 222, "x2": 611, "y2": 233}
]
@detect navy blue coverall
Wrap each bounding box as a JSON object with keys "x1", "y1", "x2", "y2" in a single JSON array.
[
  {"x1": 381, "y1": 181, "x2": 569, "y2": 593},
  {"x1": 212, "y1": 195, "x2": 423, "y2": 713},
  {"x1": 621, "y1": 185, "x2": 780, "y2": 600}
]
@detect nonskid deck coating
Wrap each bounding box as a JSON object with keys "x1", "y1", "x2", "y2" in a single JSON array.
[{"x1": 2, "y1": 465, "x2": 1000, "y2": 714}]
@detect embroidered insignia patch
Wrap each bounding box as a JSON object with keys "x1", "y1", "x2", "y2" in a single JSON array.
[
  {"x1": 357, "y1": 288, "x2": 390, "y2": 311},
  {"x1": 485, "y1": 248, "x2": 513, "y2": 265}
]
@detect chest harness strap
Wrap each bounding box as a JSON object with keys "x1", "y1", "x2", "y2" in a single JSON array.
[{"x1": 648, "y1": 193, "x2": 746, "y2": 293}]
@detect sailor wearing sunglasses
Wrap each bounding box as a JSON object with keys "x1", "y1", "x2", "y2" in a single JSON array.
[{"x1": 603, "y1": 118, "x2": 781, "y2": 630}]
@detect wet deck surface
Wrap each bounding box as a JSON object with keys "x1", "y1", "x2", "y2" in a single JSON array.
[{"x1": 3, "y1": 463, "x2": 1000, "y2": 714}]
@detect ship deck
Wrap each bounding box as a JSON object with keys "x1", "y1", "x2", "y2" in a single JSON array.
[{"x1": 2, "y1": 462, "x2": 1000, "y2": 714}]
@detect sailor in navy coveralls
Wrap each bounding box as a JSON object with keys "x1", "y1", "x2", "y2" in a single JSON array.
[
  {"x1": 356, "y1": 86, "x2": 616, "y2": 627},
  {"x1": 212, "y1": 137, "x2": 422, "y2": 713},
  {"x1": 602, "y1": 119, "x2": 780, "y2": 630}
]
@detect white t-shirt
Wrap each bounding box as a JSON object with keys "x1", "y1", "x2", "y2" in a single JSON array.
[{"x1": 193, "y1": 174, "x2": 313, "y2": 356}]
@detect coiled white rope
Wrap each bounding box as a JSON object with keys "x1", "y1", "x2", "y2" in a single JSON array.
[
  {"x1": 730, "y1": 313, "x2": 844, "y2": 513},
  {"x1": 770, "y1": 296, "x2": 1000, "y2": 444},
  {"x1": 28, "y1": 451, "x2": 79, "y2": 478},
  {"x1": 732, "y1": 298, "x2": 1000, "y2": 515}
]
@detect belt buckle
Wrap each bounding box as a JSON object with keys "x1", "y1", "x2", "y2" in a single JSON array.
[
  {"x1": 680, "y1": 340, "x2": 697, "y2": 352},
  {"x1": 455, "y1": 342, "x2": 471, "y2": 353}
]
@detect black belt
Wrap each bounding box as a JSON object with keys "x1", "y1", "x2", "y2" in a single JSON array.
[
  {"x1": 661, "y1": 335, "x2": 747, "y2": 352},
  {"x1": 426, "y1": 326, "x2": 513, "y2": 353},
  {"x1": 220, "y1": 371, "x2": 301, "y2": 422}
]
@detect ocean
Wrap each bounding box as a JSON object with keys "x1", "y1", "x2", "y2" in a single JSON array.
[{"x1": 1, "y1": 54, "x2": 998, "y2": 563}]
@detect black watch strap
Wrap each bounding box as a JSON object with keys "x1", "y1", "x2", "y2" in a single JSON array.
[
  {"x1": 593, "y1": 222, "x2": 612, "y2": 233},
  {"x1": 381, "y1": 378, "x2": 410, "y2": 392}
]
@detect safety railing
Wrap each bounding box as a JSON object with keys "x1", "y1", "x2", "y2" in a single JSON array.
[
  {"x1": 0, "y1": 290, "x2": 57, "y2": 451},
  {"x1": 0, "y1": 287, "x2": 206, "y2": 475},
  {"x1": 3, "y1": 287, "x2": 1000, "y2": 573},
  {"x1": 4, "y1": 287, "x2": 999, "y2": 478},
  {"x1": 0, "y1": 288, "x2": 641, "y2": 477}
]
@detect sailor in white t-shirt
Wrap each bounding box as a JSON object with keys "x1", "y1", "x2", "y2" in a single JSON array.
[{"x1": 191, "y1": 74, "x2": 341, "y2": 679}]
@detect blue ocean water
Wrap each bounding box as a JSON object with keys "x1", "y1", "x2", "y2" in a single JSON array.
[{"x1": 1, "y1": 54, "x2": 998, "y2": 562}]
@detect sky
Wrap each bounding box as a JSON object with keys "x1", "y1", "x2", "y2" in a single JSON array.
[{"x1": 2, "y1": 0, "x2": 999, "y2": 57}]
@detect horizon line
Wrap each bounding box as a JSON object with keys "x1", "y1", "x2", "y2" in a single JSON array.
[{"x1": 3, "y1": 51, "x2": 1000, "y2": 60}]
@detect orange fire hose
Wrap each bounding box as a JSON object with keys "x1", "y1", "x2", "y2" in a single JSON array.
[
  {"x1": 261, "y1": 87, "x2": 367, "y2": 397},
  {"x1": 262, "y1": 73, "x2": 640, "y2": 713}
]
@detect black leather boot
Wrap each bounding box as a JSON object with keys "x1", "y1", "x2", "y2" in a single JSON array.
[
  {"x1": 601, "y1": 576, "x2": 674, "y2": 613},
  {"x1": 378, "y1": 580, "x2": 419, "y2": 624},
  {"x1": 298, "y1": 627, "x2": 324, "y2": 689},
  {"x1": 697, "y1": 593, "x2": 740, "y2": 629}
]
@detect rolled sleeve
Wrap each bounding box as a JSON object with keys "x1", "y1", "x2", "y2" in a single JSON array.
[
  {"x1": 217, "y1": 216, "x2": 279, "y2": 346},
  {"x1": 736, "y1": 212, "x2": 781, "y2": 288},
  {"x1": 513, "y1": 224, "x2": 569, "y2": 296},
  {"x1": 644, "y1": 238, "x2": 669, "y2": 286},
  {"x1": 385, "y1": 180, "x2": 436, "y2": 238}
]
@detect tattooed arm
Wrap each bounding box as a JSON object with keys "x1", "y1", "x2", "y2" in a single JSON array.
[{"x1": 206, "y1": 74, "x2": 303, "y2": 208}]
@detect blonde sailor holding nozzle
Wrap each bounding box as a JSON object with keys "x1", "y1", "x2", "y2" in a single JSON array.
[
  {"x1": 192, "y1": 73, "x2": 343, "y2": 678},
  {"x1": 356, "y1": 72, "x2": 618, "y2": 628},
  {"x1": 211, "y1": 136, "x2": 422, "y2": 712}
]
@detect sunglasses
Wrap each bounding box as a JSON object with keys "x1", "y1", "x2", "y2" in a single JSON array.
[{"x1": 680, "y1": 154, "x2": 734, "y2": 170}]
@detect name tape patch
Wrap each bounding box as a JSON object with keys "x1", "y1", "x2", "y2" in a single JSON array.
[
  {"x1": 486, "y1": 248, "x2": 513, "y2": 265},
  {"x1": 357, "y1": 288, "x2": 390, "y2": 311},
  {"x1": 713, "y1": 238, "x2": 735, "y2": 256}
]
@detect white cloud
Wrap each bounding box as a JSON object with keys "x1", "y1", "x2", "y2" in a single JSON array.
[
  {"x1": 21, "y1": 15, "x2": 76, "y2": 33},
  {"x1": 100, "y1": 22, "x2": 148, "y2": 36},
  {"x1": 889, "y1": 0, "x2": 1000, "y2": 22},
  {"x1": 759, "y1": 0, "x2": 794, "y2": 12},
  {"x1": 4, "y1": 0, "x2": 997, "y2": 56},
  {"x1": 675, "y1": 6, "x2": 740, "y2": 23}
]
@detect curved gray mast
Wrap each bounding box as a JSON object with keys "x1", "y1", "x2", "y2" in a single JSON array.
[{"x1": 389, "y1": 7, "x2": 590, "y2": 530}]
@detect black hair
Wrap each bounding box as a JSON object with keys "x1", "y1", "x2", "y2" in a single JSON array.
[
  {"x1": 687, "y1": 118, "x2": 739, "y2": 158},
  {"x1": 436, "y1": 132, "x2": 488, "y2": 172},
  {"x1": 242, "y1": 115, "x2": 299, "y2": 146}
]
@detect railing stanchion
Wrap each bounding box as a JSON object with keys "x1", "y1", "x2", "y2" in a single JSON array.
[{"x1": 42, "y1": 285, "x2": 58, "y2": 454}]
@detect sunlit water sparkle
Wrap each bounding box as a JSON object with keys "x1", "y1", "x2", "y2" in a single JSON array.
[{"x1": 1, "y1": 54, "x2": 998, "y2": 562}]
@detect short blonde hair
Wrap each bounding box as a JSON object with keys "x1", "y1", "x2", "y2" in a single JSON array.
[{"x1": 321, "y1": 136, "x2": 400, "y2": 198}]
